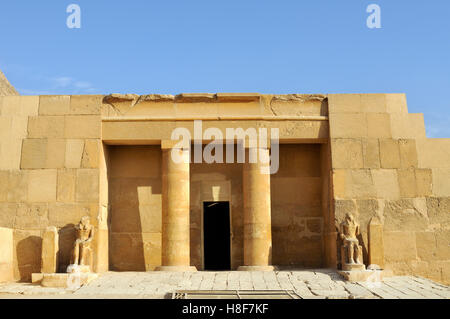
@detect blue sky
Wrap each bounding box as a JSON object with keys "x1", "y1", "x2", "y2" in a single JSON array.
[{"x1": 0, "y1": 0, "x2": 449, "y2": 137}]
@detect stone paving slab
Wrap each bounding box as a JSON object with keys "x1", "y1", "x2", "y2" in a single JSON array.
[{"x1": 0, "y1": 270, "x2": 448, "y2": 299}]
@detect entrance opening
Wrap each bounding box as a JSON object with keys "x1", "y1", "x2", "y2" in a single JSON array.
[{"x1": 203, "y1": 202, "x2": 231, "y2": 271}]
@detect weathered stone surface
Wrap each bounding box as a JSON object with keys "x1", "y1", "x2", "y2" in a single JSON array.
[
  {"x1": 41, "y1": 226, "x2": 58, "y2": 273},
  {"x1": 368, "y1": 217, "x2": 384, "y2": 268},
  {"x1": 39, "y1": 96, "x2": 70, "y2": 115},
  {"x1": 379, "y1": 139, "x2": 401, "y2": 169},
  {"x1": 75, "y1": 169, "x2": 99, "y2": 202},
  {"x1": 70, "y1": 95, "x2": 102, "y2": 115},
  {"x1": 367, "y1": 113, "x2": 391, "y2": 138},
  {"x1": 27, "y1": 170, "x2": 57, "y2": 202},
  {"x1": 0, "y1": 70, "x2": 18, "y2": 96},
  {"x1": 64, "y1": 116, "x2": 100, "y2": 138},
  {"x1": 28, "y1": 116, "x2": 65, "y2": 138},
  {"x1": 383, "y1": 198, "x2": 429, "y2": 232},
  {"x1": 362, "y1": 138, "x2": 380, "y2": 169},
  {"x1": 331, "y1": 139, "x2": 363, "y2": 169},
  {"x1": 372, "y1": 169, "x2": 400, "y2": 200},
  {"x1": 0, "y1": 227, "x2": 14, "y2": 282}
]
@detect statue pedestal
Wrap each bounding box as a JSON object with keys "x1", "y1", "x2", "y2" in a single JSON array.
[
  {"x1": 32, "y1": 272, "x2": 98, "y2": 288},
  {"x1": 338, "y1": 269, "x2": 385, "y2": 283},
  {"x1": 342, "y1": 263, "x2": 366, "y2": 271}
]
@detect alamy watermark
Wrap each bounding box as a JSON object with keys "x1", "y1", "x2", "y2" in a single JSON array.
[
  {"x1": 67, "y1": 4, "x2": 81, "y2": 29},
  {"x1": 170, "y1": 120, "x2": 280, "y2": 175},
  {"x1": 367, "y1": 4, "x2": 381, "y2": 29}
]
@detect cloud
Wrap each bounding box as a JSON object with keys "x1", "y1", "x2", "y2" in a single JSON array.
[
  {"x1": 48, "y1": 77, "x2": 98, "y2": 93},
  {"x1": 53, "y1": 76, "x2": 74, "y2": 88},
  {"x1": 0, "y1": 63, "x2": 100, "y2": 95}
]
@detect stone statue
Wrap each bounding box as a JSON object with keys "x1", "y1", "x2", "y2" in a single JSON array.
[
  {"x1": 67, "y1": 216, "x2": 94, "y2": 273},
  {"x1": 339, "y1": 213, "x2": 365, "y2": 271}
]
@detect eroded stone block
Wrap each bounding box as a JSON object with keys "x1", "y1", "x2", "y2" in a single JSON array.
[{"x1": 41, "y1": 226, "x2": 58, "y2": 273}]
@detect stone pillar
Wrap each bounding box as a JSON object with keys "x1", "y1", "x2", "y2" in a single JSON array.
[
  {"x1": 238, "y1": 147, "x2": 275, "y2": 271},
  {"x1": 41, "y1": 226, "x2": 59, "y2": 273},
  {"x1": 156, "y1": 141, "x2": 196, "y2": 272},
  {"x1": 368, "y1": 217, "x2": 385, "y2": 269}
]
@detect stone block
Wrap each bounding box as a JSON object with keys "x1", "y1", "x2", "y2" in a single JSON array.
[
  {"x1": 45, "y1": 139, "x2": 66, "y2": 168},
  {"x1": 362, "y1": 138, "x2": 380, "y2": 168},
  {"x1": 0, "y1": 170, "x2": 8, "y2": 202},
  {"x1": 76, "y1": 169, "x2": 99, "y2": 202},
  {"x1": 426, "y1": 197, "x2": 450, "y2": 226},
  {"x1": 11, "y1": 116, "x2": 28, "y2": 139},
  {"x1": 41, "y1": 226, "x2": 58, "y2": 273},
  {"x1": 416, "y1": 232, "x2": 437, "y2": 262},
  {"x1": 0, "y1": 227, "x2": 14, "y2": 282},
  {"x1": 383, "y1": 231, "x2": 417, "y2": 263},
  {"x1": 398, "y1": 139, "x2": 418, "y2": 169},
  {"x1": 0, "y1": 137, "x2": 23, "y2": 170},
  {"x1": 379, "y1": 139, "x2": 400, "y2": 169},
  {"x1": 361, "y1": 94, "x2": 387, "y2": 113},
  {"x1": 39, "y1": 95, "x2": 71, "y2": 115},
  {"x1": 416, "y1": 138, "x2": 450, "y2": 169},
  {"x1": 57, "y1": 169, "x2": 76, "y2": 202},
  {"x1": 14, "y1": 203, "x2": 48, "y2": 230},
  {"x1": 436, "y1": 230, "x2": 450, "y2": 260},
  {"x1": 432, "y1": 168, "x2": 450, "y2": 197},
  {"x1": 383, "y1": 198, "x2": 429, "y2": 232},
  {"x1": 65, "y1": 139, "x2": 84, "y2": 168},
  {"x1": 415, "y1": 169, "x2": 432, "y2": 196},
  {"x1": 338, "y1": 269, "x2": 385, "y2": 282},
  {"x1": 28, "y1": 116, "x2": 65, "y2": 138},
  {"x1": 328, "y1": 94, "x2": 361, "y2": 113},
  {"x1": 81, "y1": 139, "x2": 100, "y2": 168},
  {"x1": 7, "y1": 171, "x2": 28, "y2": 202},
  {"x1": 332, "y1": 169, "x2": 376, "y2": 199},
  {"x1": 329, "y1": 113, "x2": 367, "y2": 138},
  {"x1": 367, "y1": 113, "x2": 391, "y2": 138},
  {"x1": 390, "y1": 113, "x2": 426, "y2": 139},
  {"x1": 40, "y1": 272, "x2": 98, "y2": 288},
  {"x1": 0, "y1": 203, "x2": 16, "y2": 229},
  {"x1": 331, "y1": 139, "x2": 363, "y2": 169},
  {"x1": 1, "y1": 96, "x2": 39, "y2": 116},
  {"x1": 27, "y1": 169, "x2": 57, "y2": 202},
  {"x1": 65, "y1": 115, "x2": 101, "y2": 138},
  {"x1": 21, "y1": 138, "x2": 65, "y2": 169},
  {"x1": 371, "y1": 169, "x2": 400, "y2": 200},
  {"x1": 48, "y1": 203, "x2": 96, "y2": 227},
  {"x1": 70, "y1": 95, "x2": 102, "y2": 115},
  {"x1": 385, "y1": 94, "x2": 408, "y2": 113},
  {"x1": 368, "y1": 217, "x2": 384, "y2": 268},
  {"x1": 21, "y1": 139, "x2": 47, "y2": 169},
  {"x1": 398, "y1": 168, "x2": 417, "y2": 198}
]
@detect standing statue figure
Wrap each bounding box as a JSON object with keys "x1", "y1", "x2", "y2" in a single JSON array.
[
  {"x1": 339, "y1": 213, "x2": 365, "y2": 271},
  {"x1": 67, "y1": 216, "x2": 94, "y2": 273}
]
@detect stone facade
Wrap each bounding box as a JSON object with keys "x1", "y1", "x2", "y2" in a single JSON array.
[{"x1": 0, "y1": 93, "x2": 448, "y2": 284}]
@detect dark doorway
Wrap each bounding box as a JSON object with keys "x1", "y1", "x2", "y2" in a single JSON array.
[{"x1": 203, "y1": 202, "x2": 231, "y2": 271}]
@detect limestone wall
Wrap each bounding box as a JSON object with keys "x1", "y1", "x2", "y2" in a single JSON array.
[
  {"x1": 328, "y1": 94, "x2": 450, "y2": 284},
  {"x1": 1, "y1": 92, "x2": 448, "y2": 284},
  {"x1": 108, "y1": 146, "x2": 162, "y2": 271},
  {"x1": 0, "y1": 95, "x2": 103, "y2": 281},
  {"x1": 271, "y1": 144, "x2": 324, "y2": 267}
]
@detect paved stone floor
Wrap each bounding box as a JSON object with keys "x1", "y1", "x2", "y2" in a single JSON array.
[{"x1": 0, "y1": 270, "x2": 449, "y2": 299}]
